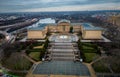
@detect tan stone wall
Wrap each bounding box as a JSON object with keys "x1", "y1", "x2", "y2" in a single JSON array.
[
  {"x1": 82, "y1": 30, "x2": 102, "y2": 39},
  {"x1": 27, "y1": 30, "x2": 45, "y2": 39},
  {"x1": 58, "y1": 22, "x2": 70, "y2": 26},
  {"x1": 64, "y1": 26, "x2": 70, "y2": 32},
  {"x1": 81, "y1": 26, "x2": 84, "y2": 33},
  {"x1": 108, "y1": 16, "x2": 120, "y2": 26},
  {"x1": 48, "y1": 25, "x2": 70, "y2": 33},
  {"x1": 47, "y1": 26, "x2": 58, "y2": 32},
  {"x1": 116, "y1": 18, "x2": 120, "y2": 26},
  {"x1": 73, "y1": 26, "x2": 81, "y2": 32}
]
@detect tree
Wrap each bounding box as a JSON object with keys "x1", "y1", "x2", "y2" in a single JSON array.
[
  {"x1": 1, "y1": 52, "x2": 32, "y2": 70},
  {"x1": 69, "y1": 26, "x2": 73, "y2": 33}
]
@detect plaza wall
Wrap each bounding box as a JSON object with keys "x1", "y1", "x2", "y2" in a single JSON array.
[
  {"x1": 27, "y1": 30, "x2": 46, "y2": 39},
  {"x1": 82, "y1": 30, "x2": 102, "y2": 39}
]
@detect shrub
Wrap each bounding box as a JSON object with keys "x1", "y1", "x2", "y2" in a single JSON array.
[
  {"x1": 92, "y1": 61, "x2": 110, "y2": 73},
  {"x1": 2, "y1": 52, "x2": 32, "y2": 70}
]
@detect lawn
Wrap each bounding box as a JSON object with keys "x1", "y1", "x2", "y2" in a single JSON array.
[
  {"x1": 84, "y1": 53, "x2": 98, "y2": 63},
  {"x1": 82, "y1": 49, "x2": 97, "y2": 53},
  {"x1": 29, "y1": 52, "x2": 40, "y2": 61},
  {"x1": 33, "y1": 44, "x2": 44, "y2": 49},
  {"x1": 82, "y1": 45, "x2": 95, "y2": 50},
  {"x1": 81, "y1": 43, "x2": 98, "y2": 53}
]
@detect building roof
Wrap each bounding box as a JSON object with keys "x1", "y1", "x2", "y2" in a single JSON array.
[
  {"x1": 71, "y1": 23, "x2": 81, "y2": 26},
  {"x1": 28, "y1": 18, "x2": 56, "y2": 31},
  {"x1": 82, "y1": 23, "x2": 104, "y2": 31},
  {"x1": 58, "y1": 19, "x2": 70, "y2": 24},
  {"x1": 84, "y1": 27, "x2": 104, "y2": 30},
  {"x1": 39, "y1": 18, "x2": 55, "y2": 24},
  {"x1": 28, "y1": 24, "x2": 47, "y2": 30},
  {"x1": 48, "y1": 23, "x2": 57, "y2": 26}
]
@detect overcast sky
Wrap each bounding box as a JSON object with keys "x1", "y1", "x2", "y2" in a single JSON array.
[{"x1": 0, "y1": 0, "x2": 120, "y2": 12}]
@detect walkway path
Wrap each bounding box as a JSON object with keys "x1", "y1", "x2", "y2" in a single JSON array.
[{"x1": 84, "y1": 63, "x2": 97, "y2": 77}]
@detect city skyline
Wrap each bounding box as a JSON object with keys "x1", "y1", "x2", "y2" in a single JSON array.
[{"x1": 0, "y1": 0, "x2": 120, "y2": 12}]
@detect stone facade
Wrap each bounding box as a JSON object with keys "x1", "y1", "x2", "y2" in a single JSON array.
[
  {"x1": 82, "y1": 30, "x2": 102, "y2": 39},
  {"x1": 27, "y1": 19, "x2": 103, "y2": 40}
]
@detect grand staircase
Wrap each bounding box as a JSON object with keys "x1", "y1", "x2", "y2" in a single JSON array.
[{"x1": 46, "y1": 42, "x2": 80, "y2": 61}]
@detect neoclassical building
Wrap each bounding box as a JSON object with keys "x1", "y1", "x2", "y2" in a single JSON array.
[{"x1": 27, "y1": 18, "x2": 104, "y2": 40}]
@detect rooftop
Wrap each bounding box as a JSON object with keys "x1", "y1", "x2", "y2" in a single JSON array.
[
  {"x1": 39, "y1": 18, "x2": 55, "y2": 24},
  {"x1": 82, "y1": 23, "x2": 104, "y2": 30},
  {"x1": 58, "y1": 19, "x2": 71, "y2": 24},
  {"x1": 28, "y1": 24, "x2": 47, "y2": 30}
]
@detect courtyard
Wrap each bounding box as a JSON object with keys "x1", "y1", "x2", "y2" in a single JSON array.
[{"x1": 49, "y1": 34, "x2": 78, "y2": 42}]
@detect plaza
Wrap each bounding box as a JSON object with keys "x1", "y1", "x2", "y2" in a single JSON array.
[{"x1": 49, "y1": 34, "x2": 78, "y2": 42}]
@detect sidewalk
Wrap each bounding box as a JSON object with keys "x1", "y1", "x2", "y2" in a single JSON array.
[{"x1": 84, "y1": 63, "x2": 97, "y2": 77}]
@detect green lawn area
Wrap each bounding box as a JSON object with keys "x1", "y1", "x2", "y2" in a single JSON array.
[
  {"x1": 29, "y1": 52, "x2": 40, "y2": 61},
  {"x1": 82, "y1": 49, "x2": 97, "y2": 53},
  {"x1": 84, "y1": 53, "x2": 98, "y2": 63},
  {"x1": 82, "y1": 45, "x2": 95, "y2": 50},
  {"x1": 81, "y1": 43, "x2": 98, "y2": 53},
  {"x1": 0, "y1": 69, "x2": 3, "y2": 73},
  {"x1": 33, "y1": 44, "x2": 44, "y2": 49},
  {"x1": 78, "y1": 42, "x2": 100, "y2": 63}
]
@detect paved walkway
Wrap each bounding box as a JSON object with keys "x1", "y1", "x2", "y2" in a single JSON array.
[{"x1": 84, "y1": 63, "x2": 97, "y2": 77}]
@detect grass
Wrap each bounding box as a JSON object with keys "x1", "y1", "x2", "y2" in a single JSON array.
[
  {"x1": 78, "y1": 42, "x2": 100, "y2": 63},
  {"x1": 82, "y1": 45, "x2": 95, "y2": 50},
  {"x1": 84, "y1": 53, "x2": 98, "y2": 63},
  {"x1": 80, "y1": 43, "x2": 98, "y2": 53},
  {"x1": 33, "y1": 44, "x2": 44, "y2": 49},
  {"x1": 82, "y1": 49, "x2": 97, "y2": 53},
  {"x1": 29, "y1": 52, "x2": 40, "y2": 61},
  {"x1": 0, "y1": 69, "x2": 3, "y2": 72}
]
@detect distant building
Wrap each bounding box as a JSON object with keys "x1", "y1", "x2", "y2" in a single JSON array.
[
  {"x1": 108, "y1": 15, "x2": 120, "y2": 26},
  {"x1": 27, "y1": 18, "x2": 104, "y2": 40}
]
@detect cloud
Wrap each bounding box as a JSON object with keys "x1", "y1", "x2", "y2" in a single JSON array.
[
  {"x1": 17, "y1": 3, "x2": 119, "y2": 12},
  {"x1": 0, "y1": 0, "x2": 120, "y2": 12}
]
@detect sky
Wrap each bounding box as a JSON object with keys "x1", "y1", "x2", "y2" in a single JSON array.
[{"x1": 0, "y1": 0, "x2": 120, "y2": 12}]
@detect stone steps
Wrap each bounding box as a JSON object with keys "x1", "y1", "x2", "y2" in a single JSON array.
[
  {"x1": 52, "y1": 53, "x2": 74, "y2": 57},
  {"x1": 46, "y1": 42, "x2": 79, "y2": 61},
  {"x1": 52, "y1": 56, "x2": 74, "y2": 61}
]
